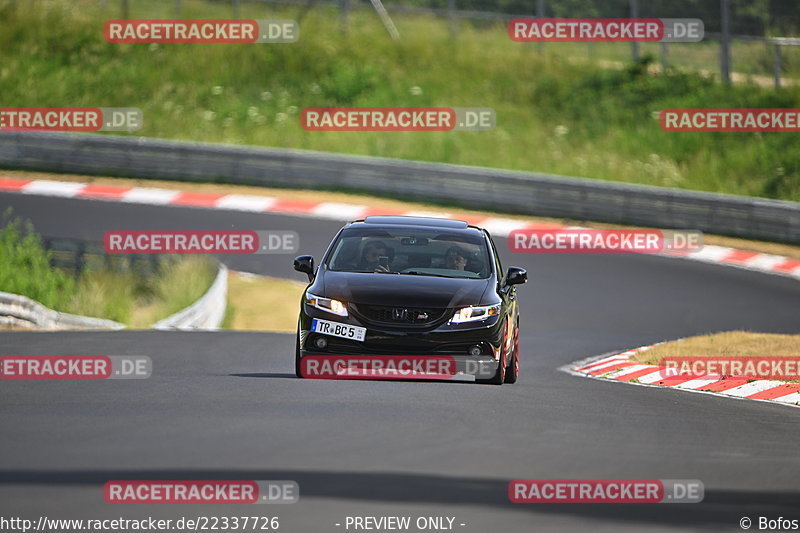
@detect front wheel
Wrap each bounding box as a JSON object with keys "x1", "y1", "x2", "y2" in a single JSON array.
[
  {"x1": 504, "y1": 328, "x2": 519, "y2": 384},
  {"x1": 294, "y1": 327, "x2": 304, "y2": 378}
]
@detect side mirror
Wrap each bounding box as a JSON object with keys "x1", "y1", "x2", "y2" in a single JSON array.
[
  {"x1": 293, "y1": 255, "x2": 315, "y2": 282},
  {"x1": 505, "y1": 266, "x2": 527, "y2": 286}
]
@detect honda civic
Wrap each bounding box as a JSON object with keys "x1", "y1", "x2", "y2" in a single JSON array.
[{"x1": 292, "y1": 216, "x2": 527, "y2": 384}]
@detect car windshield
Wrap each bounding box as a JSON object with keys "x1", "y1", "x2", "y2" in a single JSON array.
[{"x1": 327, "y1": 226, "x2": 491, "y2": 279}]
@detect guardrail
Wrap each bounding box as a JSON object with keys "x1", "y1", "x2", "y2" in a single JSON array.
[
  {"x1": 41, "y1": 236, "x2": 170, "y2": 277},
  {"x1": 1, "y1": 131, "x2": 799, "y2": 244},
  {"x1": 152, "y1": 263, "x2": 228, "y2": 330},
  {"x1": 0, "y1": 291, "x2": 126, "y2": 330}
]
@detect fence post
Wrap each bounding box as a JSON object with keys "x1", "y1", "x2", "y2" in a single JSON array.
[
  {"x1": 720, "y1": 0, "x2": 731, "y2": 84},
  {"x1": 773, "y1": 44, "x2": 782, "y2": 89},
  {"x1": 660, "y1": 41, "x2": 668, "y2": 71},
  {"x1": 340, "y1": 0, "x2": 349, "y2": 34},
  {"x1": 76, "y1": 242, "x2": 86, "y2": 278},
  {"x1": 536, "y1": 0, "x2": 545, "y2": 55},
  {"x1": 121, "y1": 0, "x2": 129, "y2": 18},
  {"x1": 447, "y1": 0, "x2": 457, "y2": 38},
  {"x1": 629, "y1": 0, "x2": 639, "y2": 62}
]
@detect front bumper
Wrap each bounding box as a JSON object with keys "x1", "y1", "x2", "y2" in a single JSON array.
[
  {"x1": 298, "y1": 307, "x2": 504, "y2": 378},
  {"x1": 299, "y1": 353, "x2": 498, "y2": 381}
]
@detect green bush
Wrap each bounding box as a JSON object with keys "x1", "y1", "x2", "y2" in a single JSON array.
[{"x1": 0, "y1": 211, "x2": 76, "y2": 309}]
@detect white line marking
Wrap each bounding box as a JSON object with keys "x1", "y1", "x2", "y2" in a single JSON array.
[
  {"x1": 577, "y1": 355, "x2": 629, "y2": 371},
  {"x1": 311, "y1": 203, "x2": 369, "y2": 220},
  {"x1": 584, "y1": 359, "x2": 635, "y2": 374},
  {"x1": 604, "y1": 364, "x2": 655, "y2": 379},
  {"x1": 22, "y1": 180, "x2": 85, "y2": 197},
  {"x1": 637, "y1": 369, "x2": 681, "y2": 384},
  {"x1": 215, "y1": 194, "x2": 277, "y2": 212},
  {"x1": 771, "y1": 391, "x2": 800, "y2": 404},
  {"x1": 722, "y1": 380, "x2": 788, "y2": 397},
  {"x1": 685, "y1": 245, "x2": 738, "y2": 263},
  {"x1": 674, "y1": 378, "x2": 719, "y2": 389},
  {"x1": 743, "y1": 254, "x2": 788, "y2": 271},
  {"x1": 121, "y1": 188, "x2": 180, "y2": 205},
  {"x1": 401, "y1": 211, "x2": 451, "y2": 218}
]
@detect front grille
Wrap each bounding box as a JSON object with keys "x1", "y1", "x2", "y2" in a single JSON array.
[{"x1": 352, "y1": 304, "x2": 449, "y2": 326}]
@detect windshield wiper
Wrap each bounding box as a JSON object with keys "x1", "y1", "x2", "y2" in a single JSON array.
[{"x1": 401, "y1": 271, "x2": 453, "y2": 278}]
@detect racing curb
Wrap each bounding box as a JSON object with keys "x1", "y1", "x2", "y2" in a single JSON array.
[
  {"x1": 2, "y1": 176, "x2": 800, "y2": 281},
  {"x1": 562, "y1": 345, "x2": 800, "y2": 409}
]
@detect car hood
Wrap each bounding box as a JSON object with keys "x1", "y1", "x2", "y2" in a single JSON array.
[{"x1": 321, "y1": 270, "x2": 492, "y2": 308}]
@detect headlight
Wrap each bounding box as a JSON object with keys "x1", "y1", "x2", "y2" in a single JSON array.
[
  {"x1": 450, "y1": 303, "x2": 500, "y2": 324},
  {"x1": 305, "y1": 292, "x2": 348, "y2": 317}
]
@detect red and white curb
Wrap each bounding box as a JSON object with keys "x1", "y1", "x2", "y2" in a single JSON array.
[
  {"x1": 562, "y1": 346, "x2": 800, "y2": 409},
  {"x1": 2, "y1": 176, "x2": 800, "y2": 281}
]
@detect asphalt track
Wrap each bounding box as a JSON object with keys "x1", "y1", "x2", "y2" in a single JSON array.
[{"x1": 1, "y1": 191, "x2": 800, "y2": 532}]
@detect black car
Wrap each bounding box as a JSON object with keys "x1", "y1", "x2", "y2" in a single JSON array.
[{"x1": 292, "y1": 216, "x2": 527, "y2": 384}]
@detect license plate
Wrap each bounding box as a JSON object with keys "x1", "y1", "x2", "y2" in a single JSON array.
[{"x1": 311, "y1": 319, "x2": 366, "y2": 342}]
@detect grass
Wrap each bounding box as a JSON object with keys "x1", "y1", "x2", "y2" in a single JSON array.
[
  {"x1": 632, "y1": 331, "x2": 800, "y2": 384},
  {"x1": 225, "y1": 271, "x2": 305, "y2": 332},
  {"x1": 0, "y1": 211, "x2": 217, "y2": 327},
  {"x1": 0, "y1": 210, "x2": 76, "y2": 309},
  {"x1": 634, "y1": 331, "x2": 800, "y2": 365},
  {"x1": 82, "y1": 255, "x2": 218, "y2": 327},
  {"x1": 1, "y1": 0, "x2": 799, "y2": 200}
]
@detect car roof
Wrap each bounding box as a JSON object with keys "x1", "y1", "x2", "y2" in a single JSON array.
[{"x1": 356, "y1": 216, "x2": 473, "y2": 230}]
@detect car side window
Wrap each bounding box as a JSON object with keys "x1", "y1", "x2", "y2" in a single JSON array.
[{"x1": 487, "y1": 232, "x2": 503, "y2": 280}]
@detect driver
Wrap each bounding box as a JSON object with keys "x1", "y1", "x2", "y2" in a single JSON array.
[{"x1": 359, "y1": 240, "x2": 391, "y2": 272}]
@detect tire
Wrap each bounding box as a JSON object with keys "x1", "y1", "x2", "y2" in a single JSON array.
[
  {"x1": 504, "y1": 328, "x2": 519, "y2": 384},
  {"x1": 294, "y1": 327, "x2": 304, "y2": 378},
  {"x1": 478, "y1": 330, "x2": 507, "y2": 385}
]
